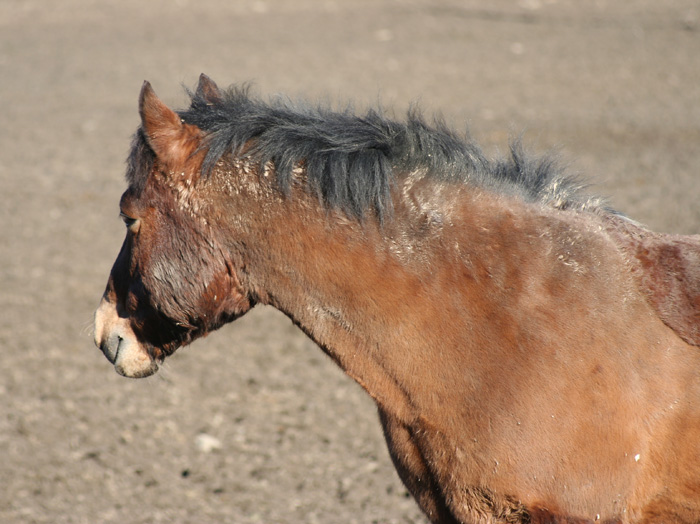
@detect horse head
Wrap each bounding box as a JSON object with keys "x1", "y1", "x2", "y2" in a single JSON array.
[{"x1": 94, "y1": 76, "x2": 253, "y2": 378}]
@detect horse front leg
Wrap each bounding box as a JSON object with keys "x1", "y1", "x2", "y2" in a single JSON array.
[{"x1": 378, "y1": 408, "x2": 459, "y2": 524}]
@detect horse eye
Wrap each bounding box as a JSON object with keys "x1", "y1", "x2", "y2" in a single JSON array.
[{"x1": 119, "y1": 212, "x2": 140, "y2": 231}]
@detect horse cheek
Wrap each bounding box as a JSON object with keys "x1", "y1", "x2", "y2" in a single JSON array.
[{"x1": 200, "y1": 260, "x2": 252, "y2": 329}]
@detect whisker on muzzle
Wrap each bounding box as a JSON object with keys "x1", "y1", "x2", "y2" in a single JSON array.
[{"x1": 81, "y1": 317, "x2": 96, "y2": 337}]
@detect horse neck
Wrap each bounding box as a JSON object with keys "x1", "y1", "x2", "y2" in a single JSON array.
[
  {"x1": 270, "y1": 209, "x2": 404, "y2": 376},
  {"x1": 215, "y1": 165, "x2": 552, "y2": 424},
  {"x1": 218, "y1": 171, "x2": 458, "y2": 422}
]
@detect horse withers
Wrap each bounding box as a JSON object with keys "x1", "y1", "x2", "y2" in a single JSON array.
[{"x1": 94, "y1": 74, "x2": 700, "y2": 523}]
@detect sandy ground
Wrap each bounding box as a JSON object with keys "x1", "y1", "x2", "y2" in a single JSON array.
[{"x1": 1, "y1": 1, "x2": 699, "y2": 523}]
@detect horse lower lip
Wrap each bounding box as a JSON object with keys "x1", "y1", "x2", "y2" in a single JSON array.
[
  {"x1": 112, "y1": 339, "x2": 159, "y2": 378},
  {"x1": 114, "y1": 359, "x2": 159, "y2": 378}
]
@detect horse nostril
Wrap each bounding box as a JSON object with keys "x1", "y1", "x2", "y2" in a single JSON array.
[
  {"x1": 94, "y1": 297, "x2": 146, "y2": 369},
  {"x1": 97, "y1": 332, "x2": 123, "y2": 364}
]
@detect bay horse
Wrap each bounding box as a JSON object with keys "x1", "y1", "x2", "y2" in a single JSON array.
[{"x1": 94, "y1": 74, "x2": 700, "y2": 524}]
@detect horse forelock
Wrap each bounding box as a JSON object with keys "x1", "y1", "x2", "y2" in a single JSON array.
[
  {"x1": 125, "y1": 127, "x2": 155, "y2": 195},
  {"x1": 125, "y1": 128, "x2": 210, "y2": 225}
]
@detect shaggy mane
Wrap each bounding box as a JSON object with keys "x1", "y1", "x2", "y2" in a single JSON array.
[{"x1": 128, "y1": 84, "x2": 610, "y2": 219}]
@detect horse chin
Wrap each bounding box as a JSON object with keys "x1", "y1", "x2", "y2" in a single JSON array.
[{"x1": 113, "y1": 338, "x2": 160, "y2": 378}]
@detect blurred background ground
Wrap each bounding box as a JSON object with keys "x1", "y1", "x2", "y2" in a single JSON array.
[{"x1": 1, "y1": 1, "x2": 698, "y2": 522}]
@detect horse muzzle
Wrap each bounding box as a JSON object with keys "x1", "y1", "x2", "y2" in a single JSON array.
[{"x1": 93, "y1": 297, "x2": 159, "y2": 378}]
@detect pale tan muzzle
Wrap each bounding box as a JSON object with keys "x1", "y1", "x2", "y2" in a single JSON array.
[{"x1": 93, "y1": 297, "x2": 159, "y2": 378}]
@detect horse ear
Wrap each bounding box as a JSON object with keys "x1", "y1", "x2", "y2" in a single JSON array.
[
  {"x1": 196, "y1": 73, "x2": 223, "y2": 104},
  {"x1": 139, "y1": 81, "x2": 202, "y2": 168}
]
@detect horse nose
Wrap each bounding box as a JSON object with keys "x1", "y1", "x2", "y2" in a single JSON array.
[{"x1": 93, "y1": 296, "x2": 159, "y2": 378}]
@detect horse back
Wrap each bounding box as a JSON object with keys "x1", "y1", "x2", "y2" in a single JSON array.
[{"x1": 606, "y1": 215, "x2": 700, "y2": 348}]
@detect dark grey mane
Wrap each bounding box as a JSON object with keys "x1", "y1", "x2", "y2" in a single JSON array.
[{"x1": 130, "y1": 84, "x2": 608, "y2": 219}]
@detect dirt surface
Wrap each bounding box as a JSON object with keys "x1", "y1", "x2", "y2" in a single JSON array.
[{"x1": 1, "y1": 1, "x2": 699, "y2": 523}]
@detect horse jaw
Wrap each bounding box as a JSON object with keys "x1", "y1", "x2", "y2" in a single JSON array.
[{"x1": 93, "y1": 297, "x2": 159, "y2": 378}]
